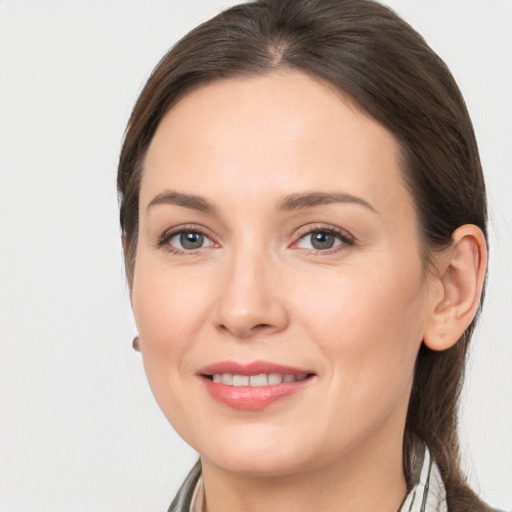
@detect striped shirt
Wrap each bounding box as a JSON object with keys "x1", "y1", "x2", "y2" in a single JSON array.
[
  {"x1": 398, "y1": 445, "x2": 447, "y2": 512},
  {"x1": 168, "y1": 443, "x2": 447, "y2": 512}
]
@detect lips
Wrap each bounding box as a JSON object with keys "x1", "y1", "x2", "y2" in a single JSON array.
[{"x1": 198, "y1": 361, "x2": 315, "y2": 410}]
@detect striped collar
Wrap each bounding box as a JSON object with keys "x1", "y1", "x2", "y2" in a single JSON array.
[
  {"x1": 185, "y1": 445, "x2": 447, "y2": 512},
  {"x1": 399, "y1": 444, "x2": 447, "y2": 512}
]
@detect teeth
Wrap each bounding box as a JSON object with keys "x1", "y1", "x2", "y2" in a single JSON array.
[
  {"x1": 249, "y1": 374, "x2": 268, "y2": 386},
  {"x1": 233, "y1": 375, "x2": 250, "y2": 387},
  {"x1": 268, "y1": 373, "x2": 283, "y2": 385},
  {"x1": 221, "y1": 373, "x2": 233, "y2": 385},
  {"x1": 211, "y1": 373, "x2": 309, "y2": 386}
]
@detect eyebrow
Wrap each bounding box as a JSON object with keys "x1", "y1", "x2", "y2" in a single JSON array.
[
  {"x1": 146, "y1": 191, "x2": 217, "y2": 214},
  {"x1": 146, "y1": 190, "x2": 377, "y2": 215},
  {"x1": 277, "y1": 192, "x2": 377, "y2": 213}
]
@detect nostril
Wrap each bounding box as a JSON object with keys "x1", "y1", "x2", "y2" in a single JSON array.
[
  {"x1": 216, "y1": 322, "x2": 276, "y2": 338},
  {"x1": 252, "y1": 323, "x2": 273, "y2": 332}
]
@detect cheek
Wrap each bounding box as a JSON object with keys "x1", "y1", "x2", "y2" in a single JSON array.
[
  {"x1": 300, "y1": 257, "x2": 426, "y2": 330},
  {"x1": 132, "y1": 255, "x2": 211, "y2": 345},
  {"x1": 130, "y1": 260, "x2": 216, "y2": 439},
  {"x1": 295, "y1": 260, "x2": 428, "y2": 396},
  {"x1": 130, "y1": 256, "x2": 213, "y2": 400},
  {"x1": 297, "y1": 268, "x2": 428, "y2": 450}
]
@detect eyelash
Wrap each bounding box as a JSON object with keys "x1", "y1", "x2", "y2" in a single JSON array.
[
  {"x1": 157, "y1": 224, "x2": 356, "y2": 256},
  {"x1": 293, "y1": 224, "x2": 356, "y2": 254},
  {"x1": 157, "y1": 225, "x2": 216, "y2": 255}
]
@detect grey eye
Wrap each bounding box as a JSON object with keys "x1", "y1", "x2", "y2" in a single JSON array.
[
  {"x1": 169, "y1": 231, "x2": 212, "y2": 251},
  {"x1": 298, "y1": 230, "x2": 343, "y2": 251},
  {"x1": 181, "y1": 232, "x2": 204, "y2": 250}
]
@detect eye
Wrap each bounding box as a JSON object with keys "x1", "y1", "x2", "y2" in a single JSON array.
[
  {"x1": 295, "y1": 228, "x2": 353, "y2": 252},
  {"x1": 167, "y1": 230, "x2": 214, "y2": 251}
]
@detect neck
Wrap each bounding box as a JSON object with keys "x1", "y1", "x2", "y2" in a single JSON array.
[{"x1": 200, "y1": 432, "x2": 407, "y2": 512}]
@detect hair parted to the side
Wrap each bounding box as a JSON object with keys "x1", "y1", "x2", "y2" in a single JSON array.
[{"x1": 117, "y1": 1, "x2": 489, "y2": 510}]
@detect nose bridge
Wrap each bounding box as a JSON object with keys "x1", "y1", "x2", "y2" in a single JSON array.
[{"x1": 215, "y1": 238, "x2": 288, "y2": 338}]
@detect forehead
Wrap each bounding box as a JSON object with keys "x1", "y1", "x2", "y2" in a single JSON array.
[{"x1": 141, "y1": 70, "x2": 413, "y2": 218}]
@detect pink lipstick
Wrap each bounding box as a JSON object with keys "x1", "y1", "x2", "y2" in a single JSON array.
[{"x1": 198, "y1": 360, "x2": 315, "y2": 410}]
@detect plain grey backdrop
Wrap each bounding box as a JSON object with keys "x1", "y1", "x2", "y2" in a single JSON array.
[{"x1": 0, "y1": 1, "x2": 511, "y2": 511}]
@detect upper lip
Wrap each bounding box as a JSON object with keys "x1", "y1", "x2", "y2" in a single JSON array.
[{"x1": 199, "y1": 360, "x2": 314, "y2": 376}]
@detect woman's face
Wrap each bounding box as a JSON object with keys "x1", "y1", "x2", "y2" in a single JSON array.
[{"x1": 132, "y1": 71, "x2": 437, "y2": 476}]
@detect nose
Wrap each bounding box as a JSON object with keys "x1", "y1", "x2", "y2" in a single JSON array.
[{"x1": 214, "y1": 247, "x2": 289, "y2": 339}]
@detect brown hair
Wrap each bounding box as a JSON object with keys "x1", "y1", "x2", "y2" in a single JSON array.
[{"x1": 118, "y1": 1, "x2": 489, "y2": 509}]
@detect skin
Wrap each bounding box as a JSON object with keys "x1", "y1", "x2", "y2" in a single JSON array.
[{"x1": 131, "y1": 71, "x2": 457, "y2": 512}]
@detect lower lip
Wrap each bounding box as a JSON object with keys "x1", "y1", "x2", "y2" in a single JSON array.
[{"x1": 201, "y1": 377, "x2": 313, "y2": 410}]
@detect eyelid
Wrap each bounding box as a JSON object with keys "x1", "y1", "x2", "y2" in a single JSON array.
[
  {"x1": 157, "y1": 224, "x2": 218, "y2": 254},
  {"x1": 155, "y1": 222, "x2": 355, "y2": 255},
  {"x1": 292, "y1": 224, "x2": 356, "y2": 252}
]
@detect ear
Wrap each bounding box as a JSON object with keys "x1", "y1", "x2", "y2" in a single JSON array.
[{"x1": 423, "y1": 225, "x2": 487, "y2": 351}]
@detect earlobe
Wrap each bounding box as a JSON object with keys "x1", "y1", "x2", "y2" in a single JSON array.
[{"x1": 423, "y1": 225, "x2": 487, "y2": 351}]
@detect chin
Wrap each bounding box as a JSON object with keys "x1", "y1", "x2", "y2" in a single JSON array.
[
  {"x1": 204, "y1": 450, "x2": 308, "y2": 478},
  {"x1": 186, "y1": 425, "x2": 316, "y2": 477}
]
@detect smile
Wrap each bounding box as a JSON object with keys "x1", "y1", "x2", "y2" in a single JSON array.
[
  {"x1": 208, "y1": 373, "x2": 309, "y2": 386},
  {"x1": 199, "y1": 361, "x2": 316, "y2": 410}
]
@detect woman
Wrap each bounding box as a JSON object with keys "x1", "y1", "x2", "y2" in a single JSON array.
[{"x1": 117, "y1": 1, "x2": 496, "y2": 510}]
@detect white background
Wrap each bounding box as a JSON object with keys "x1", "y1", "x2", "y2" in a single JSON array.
[{"x1": 0, "y1": 1, "x2": 510, "y2": 511}]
